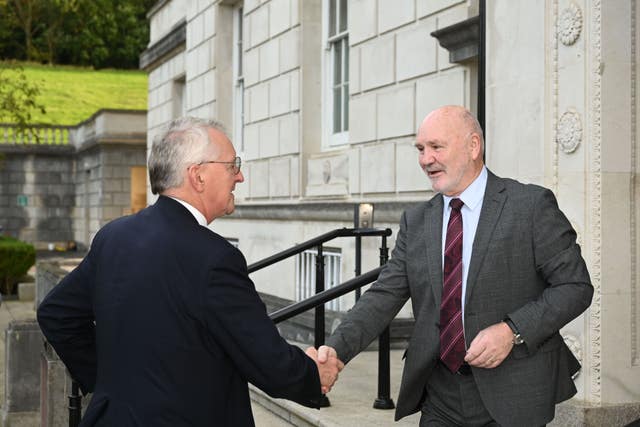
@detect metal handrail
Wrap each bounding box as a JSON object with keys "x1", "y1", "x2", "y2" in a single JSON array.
[
  {"x1": 248, "y1": 227, "x2": 391, "y2": 273},
  {"x1": 270, "y1": 266, "x2": 383, "y2": 323},
  {"x1": 251, "y1": 227, "x2": 395, "y2": 410}
]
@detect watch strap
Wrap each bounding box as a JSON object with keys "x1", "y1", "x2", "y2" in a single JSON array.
[{"x1": 503, "y1": 317, "x2": 524, "y2": 345}]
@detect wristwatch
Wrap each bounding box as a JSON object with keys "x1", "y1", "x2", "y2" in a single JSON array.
[{"x1": 504, "y1": 317, "x2": 524, "y2": 345}]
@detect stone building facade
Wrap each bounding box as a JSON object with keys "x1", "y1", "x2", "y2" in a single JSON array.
[
  {"x1": 141, "y1": 0, "x2": 639, "y2": 423},
  {"x1": 0, "y1": 110, "x2": 147, "y2": 249}
]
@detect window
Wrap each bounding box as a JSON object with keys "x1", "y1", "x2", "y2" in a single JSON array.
[
  {"x1": 232, "y1": 4, "x2": 245, "y2": 152},
  {"x1": 172, "y1": 76, "x2": 186, "y2": 118},
  {"x1": 324, "y1": 0, "x2": 348, "y2": 146},
  {"x1": 295, "y1": 248, "x2": 342, "y2": 311}
]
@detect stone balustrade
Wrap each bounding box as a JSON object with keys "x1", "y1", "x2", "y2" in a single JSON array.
[{"x1": 0, "y1": 123, "x2": 72, "y2": 145}]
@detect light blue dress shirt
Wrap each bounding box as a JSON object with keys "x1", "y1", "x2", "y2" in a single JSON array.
[{"x1": 441, "y1": 166, "x2": 488, "y2": 320}]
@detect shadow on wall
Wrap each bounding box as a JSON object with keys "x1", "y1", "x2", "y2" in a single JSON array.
[
  {"x1": 0, "y1": 153, "x2": 30, "y2": 239},
  {"x1": 33, "y1": 158, "x2": 75, "y2": 244}
]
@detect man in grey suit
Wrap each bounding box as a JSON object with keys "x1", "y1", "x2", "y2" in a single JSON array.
[{"x1": 316, "y1": 105, "x2": 593, "y2": 426}]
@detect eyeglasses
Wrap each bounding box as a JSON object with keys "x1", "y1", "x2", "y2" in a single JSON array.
[{"x1": 197, "y1": 156, "x2": 242, "y2": 175}]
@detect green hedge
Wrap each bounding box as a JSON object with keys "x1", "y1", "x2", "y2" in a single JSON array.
[{"x1": 0, "y1": 236, "x2": 35, "y2": 295}]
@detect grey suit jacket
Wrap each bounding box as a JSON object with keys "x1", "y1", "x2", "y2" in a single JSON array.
[{"x1": 326, "y1": 171, "x2": 593, "y2": 426}]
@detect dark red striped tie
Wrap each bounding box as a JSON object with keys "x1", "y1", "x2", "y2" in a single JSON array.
[{"x1": 439, "y1": 198, "x2": 465, "y2": 373}]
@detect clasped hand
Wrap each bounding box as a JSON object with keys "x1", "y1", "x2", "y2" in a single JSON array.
[{"x1": 305, "y1": 345, "x2": 344, "y2": 394}]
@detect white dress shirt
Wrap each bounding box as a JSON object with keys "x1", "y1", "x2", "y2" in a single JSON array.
[
  {"x1": 168, "y1": 196, "x2": 208, "y2": 227},
  {"x1": 441, "y1": 166, "x2": 488, "y2": 319}
]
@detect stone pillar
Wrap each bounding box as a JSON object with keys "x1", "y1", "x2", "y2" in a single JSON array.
[
  {"x1": 36, "y1": 259, "x2": 90, "y2": 426},
  {"x1": 1, "y1": 320, "x2": 42, "y2": 427},
  {"x1": 40, "y1": 341, "x2": 91, "y2": 427},
  {"x1": 35, "y1": 261, "x2": 67, "y2": 309},
  {"x1": 487, "y1": 1, "x2": 640, "y2": 425}
]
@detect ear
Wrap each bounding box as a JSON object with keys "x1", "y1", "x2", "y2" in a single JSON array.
[
  {"x1": 469, "y1": 133, "x2": 482, "y2": 160},
  {"x1": 187, "y1": 164, "x2": 205, "y2": 192}
]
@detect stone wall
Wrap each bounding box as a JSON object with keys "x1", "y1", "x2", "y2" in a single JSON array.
[
  {"x1": 0, "y1": 110, "x2": 147, "y2": 249},
  {"x1": 0, "y1": 146, "x2": 75, "y2": 243}
]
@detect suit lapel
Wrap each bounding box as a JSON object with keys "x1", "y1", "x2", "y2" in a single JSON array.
[
  {"x1": 465, "y1": 171, "x2": 506, "y2": 305},
  {"x1": 424, "y1": 194, "x2": 444, "y2": 304}
]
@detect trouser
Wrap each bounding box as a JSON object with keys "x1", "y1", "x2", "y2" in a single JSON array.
[
  {"x1": 419, "y1": 360, "x2": 546, "y2": 427},
  {"x1": 419, "y1": 360, "x2": 497, "y2": 427}
]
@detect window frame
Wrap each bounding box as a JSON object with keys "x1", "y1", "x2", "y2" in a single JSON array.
[
  {"x1": 322, "y1": 0, "x2": 349, "y2": 148},
  {"x1": 232, "y1": 3, "x2": 245, "y2": 154}
]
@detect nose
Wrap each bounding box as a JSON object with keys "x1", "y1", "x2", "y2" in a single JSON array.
[
  {"x1": 419, "y1": 150, "x2": 434, "y2": 168},
  {"x1": 236, "y1": 171, "x2": 245, "y2": 183}
]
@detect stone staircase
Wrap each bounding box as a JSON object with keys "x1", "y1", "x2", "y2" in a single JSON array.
[{"x1": 249, "y1": 348, "x2": 421, "y2": 427}]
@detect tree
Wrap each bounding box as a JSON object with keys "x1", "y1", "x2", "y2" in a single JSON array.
[
  {"x1": 7, "y1": 0, "x2": 42, "y2": 61},
  {"x1": 41, "y1": 0, "x2": 79, "y2": 65},
  {"x1": 0, "y1": 0, "x2": 24, "y2": 60},
  {"x1": 68, "y1": 0, "x2": 154, "y2": 69},
  {"x1": 0, "y1": 62, "x2": 46, "y2": 130},
  {"x1": 0, "y1": 0, "x2": 155, "y2": 68}
]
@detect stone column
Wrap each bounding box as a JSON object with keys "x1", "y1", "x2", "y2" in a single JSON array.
[{"x1": 487, "y1": 1, "x2": 640, "y2": 425}]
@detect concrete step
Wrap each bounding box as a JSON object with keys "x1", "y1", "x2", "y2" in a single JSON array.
[
  {"x1": 17, "y1": 282, "x2": 35, "y2": 301},
  {"x1": 250, "y1": 348, "x2": 421, "y2": 427}
]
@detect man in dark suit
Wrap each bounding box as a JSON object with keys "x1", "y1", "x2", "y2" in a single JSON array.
[
  {"x1": 317, "y1": 105, "x2": 593, "y2": 426},
  {"x1": 37, "y1": 117, "x2": 343, "y2": 426}
]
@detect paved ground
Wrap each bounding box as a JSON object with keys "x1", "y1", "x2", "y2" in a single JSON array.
[{"x1": 250, "y1": 345, "x2": 420, "y2": 427}]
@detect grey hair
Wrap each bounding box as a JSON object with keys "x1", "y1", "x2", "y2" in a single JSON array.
[{"x1": 148, "y1": 117, "x2": 227, "y2": 194}]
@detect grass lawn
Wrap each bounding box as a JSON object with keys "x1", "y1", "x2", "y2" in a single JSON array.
[{"x1": 1, "y1": 62, "x2": 147, "y2": 126}]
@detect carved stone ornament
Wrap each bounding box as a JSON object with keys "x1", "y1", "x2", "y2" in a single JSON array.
[
  {"x1": 557, "y1": 110, "x2": 582, "y2": 153},
  {"x1": 559, "y1": 3, "x2": 583, "y2": 46},
  {"x1": 562, "y1": 333, "x2": 583, "y2": 379}
]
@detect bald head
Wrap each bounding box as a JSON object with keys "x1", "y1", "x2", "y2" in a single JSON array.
[
  {"x1": 418, "y1": 105, "x2": 484, "y2": 155},
  {"x1": 415, "y1": 105, "x2": 484, "y2": 196}
]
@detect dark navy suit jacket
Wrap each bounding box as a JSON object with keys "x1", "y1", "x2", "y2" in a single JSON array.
[{"x1": 38, "y1": 196, "x2": 321, "y2": 426}]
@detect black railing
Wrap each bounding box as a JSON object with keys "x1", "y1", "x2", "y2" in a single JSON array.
[
  {"x1": 247, "y1": 227, "x2": 391, "y2": 273},
  {"x1": 250, "y1": 227, "x2": 395, "y2": 410},
  {"x1": 67, "y1": 227, "x2": 394, "y2": 426}
]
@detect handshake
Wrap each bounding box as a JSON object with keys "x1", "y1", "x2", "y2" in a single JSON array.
[{"x1": 305, "y1": 345, "x2": 344, "y2": 394}]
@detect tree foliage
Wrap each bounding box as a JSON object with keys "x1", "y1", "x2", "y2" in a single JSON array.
[
  {"x1": 0, "y1": 62, "x2": 45, "y2": 128},
  {"x1": 0, "y1": 0, "x2": 155, "y2": 69}
]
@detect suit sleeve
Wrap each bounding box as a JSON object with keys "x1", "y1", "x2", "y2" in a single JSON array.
[
  {"x1": 200, "y1": 249, "x2": 322, "y2": 407},
  {"x1": 325, "y1": 211, "x2": 412, "y2": 364},
  {"x1": 508, "y1": 188, "x2": 593, "y2": 350},
  {"x1": 37, "y1": 252, "x2": 97, "y2": 394}
]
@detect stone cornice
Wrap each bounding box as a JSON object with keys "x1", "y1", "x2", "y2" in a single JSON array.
[
  {"x1": 139, "y1": 19, "x2": 187, "y2": 71},
  {"x1": 431, "y1": 16, "x2": 480, "y2": 63},
  {"x1": 231, "y1": 201, "x2": 422, "y2": 224},
  {"x1": 75, "y1": 135, "x2": 147, "y2": 153}
]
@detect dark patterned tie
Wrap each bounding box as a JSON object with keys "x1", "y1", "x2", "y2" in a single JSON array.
[{"x1": 439, "y1": 198, "x2": 465, "y2": 373}]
